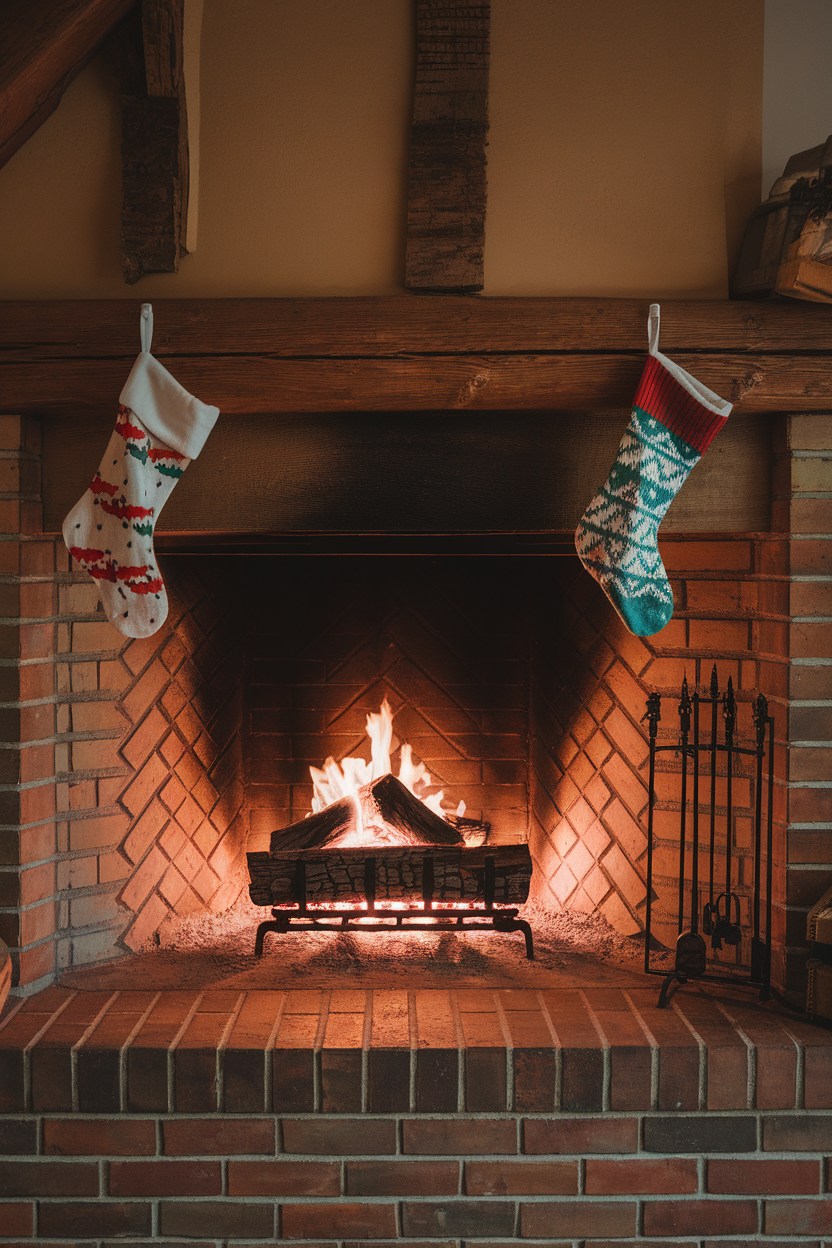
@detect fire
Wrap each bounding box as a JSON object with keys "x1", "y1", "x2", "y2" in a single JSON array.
[{"x1": 308, "y1": 698, "x2": 465, "y2": 847}]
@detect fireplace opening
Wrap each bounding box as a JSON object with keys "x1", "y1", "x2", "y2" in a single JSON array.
[{"x1": 33, "y1": 525, "x2": 787, "y2": 1001}]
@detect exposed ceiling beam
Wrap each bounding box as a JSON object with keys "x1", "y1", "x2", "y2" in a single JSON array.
[
  {"x1": 406, "y1": 1, "x2": 491, "y2": 294},
  {"x1": 110, "y1": 0, "x2": 190, "y2": 283},
  {"x1": 0, "y1": 0, "x2": 137, "y2": 171}
]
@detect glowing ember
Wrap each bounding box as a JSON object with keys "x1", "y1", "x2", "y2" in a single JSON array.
[{"x1": 308, "y1": 698, "x2": 465, "y2": 847}]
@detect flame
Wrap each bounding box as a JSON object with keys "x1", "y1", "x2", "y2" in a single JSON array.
[{"x1": 308, "y1": 698, "x2": 465, "y2": 843}]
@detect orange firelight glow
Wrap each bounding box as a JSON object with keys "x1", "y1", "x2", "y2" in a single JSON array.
[{"x1": 308, "y1": 698, "x2": 466, "y2": 849}]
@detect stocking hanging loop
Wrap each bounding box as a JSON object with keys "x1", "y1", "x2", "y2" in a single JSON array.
[
  {"x1": 648, "y1": 302, "x2": 660, "y2": 356},
  {"x1": 140, "y1": 303, "x2": 153, "y2": 354}
]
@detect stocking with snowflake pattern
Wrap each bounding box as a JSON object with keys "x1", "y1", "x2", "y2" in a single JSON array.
[{"x1": 575, "y1": 304, "x2": 732, "y2": 636}]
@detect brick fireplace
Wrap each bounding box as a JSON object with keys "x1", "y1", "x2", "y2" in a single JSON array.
[{"x1": 2, "y1": 297, "x2": 832, "y2": 1243}]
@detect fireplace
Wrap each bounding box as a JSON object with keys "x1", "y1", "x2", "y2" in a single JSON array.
[
  {"x1": 0, "y1": 294, "x2": 828, "y2": 1006},
  {"x1": 4, "y1": 297, "x2": 832, "y2": 1245}
]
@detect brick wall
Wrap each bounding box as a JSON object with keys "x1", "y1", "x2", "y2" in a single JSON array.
[
  {"x1": 778, "y1": 413, "x2": 832, "y2": 1001},
  {"x1": 1, "y1": 986, "x2": 832, "y2": 1243},
  {"x1": 0, "y1": 425, "x2": 250, "y2": 990},
  {"x1": 0, "y1": 416, "x2": 59, "y2": 994},
  {"x1": 528, "y1": 539, "x2": 788, "y2": 972}
]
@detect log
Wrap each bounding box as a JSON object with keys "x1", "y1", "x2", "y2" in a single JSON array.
[
  {"x1": 269, "y1": 773, "x2": 464, "y2": 852},
  {"x1": 406, "y1": 2, "x2": 490, "y2": 292},
  {"x1": 247, "y1": 844, "x2": 532, "y2": 907}
]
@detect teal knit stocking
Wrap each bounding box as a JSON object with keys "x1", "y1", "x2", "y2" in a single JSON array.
[{"x1": 575, "y1": 306, "x2": 732, "y2": 638}]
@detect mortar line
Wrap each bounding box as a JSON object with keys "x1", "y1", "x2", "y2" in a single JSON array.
[
  {"x1": 264, "y1": 991, "x2": 288, "y2": 1119},
  {"x1": 119, "y1": 992, "x2": 161, "y2": 1113},
  {"x1": 70, "y1": 989, "x2": 120, "y2": 1111}
]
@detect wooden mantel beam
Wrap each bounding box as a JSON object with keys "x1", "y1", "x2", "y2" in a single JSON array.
[
  {"x1": 0, "y1": 297, "x2": 830, "y2": 416},
  {"x1": 0, "y1": 0, "x2": 137, "y2": 171}
]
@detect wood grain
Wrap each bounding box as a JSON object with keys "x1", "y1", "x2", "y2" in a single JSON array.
[
  {"x1": 406, "y1": 2, "x2": 490, "y2": 291},
  {"x1": 1, "y1": 296, "x2": 830, "y2": 359},
  {"x1": 111, "y1": 0, "x2": 189, "y2": 283},
  {"x1": 7, "y1": 352, "x2": 831, "y2": 415},
  {"x1": 0, "y1": 0, "x2": 135, "y2": 170},
  {"x1": 248, "y1": 844, "x2": 533, "y2": 907}
]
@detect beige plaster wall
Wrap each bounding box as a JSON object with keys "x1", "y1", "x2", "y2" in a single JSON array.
[{"x1": 0, "y1": 0, "x2": 762, "y2": 300}]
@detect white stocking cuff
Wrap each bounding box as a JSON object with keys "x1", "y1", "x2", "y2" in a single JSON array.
[{"x1": 119, "y1": 352, "x2": 219, "y2": 459}]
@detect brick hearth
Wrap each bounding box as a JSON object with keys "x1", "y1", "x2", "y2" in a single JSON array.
[{"x1": 2, "y1": 985, "x2": 832, "y2": 1242}]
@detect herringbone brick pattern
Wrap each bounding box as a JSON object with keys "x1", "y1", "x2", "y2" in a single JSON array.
[
  {"x1": 529, "y1": 540, "x2": 786, "y2": 947},
  {"x1": 114, "y1": 560, "x2": 247, "y2": 950},
  {"x1": 246, "y1": 558, "x2": 530, "y2": 847}
]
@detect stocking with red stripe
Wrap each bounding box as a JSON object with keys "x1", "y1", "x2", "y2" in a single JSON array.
[
  {"x1": 575, "y1": 304, "x2": 732, "y2": 636},
  {"x1": 63, "y1": 305, "x2": 218, "y2": 638}
]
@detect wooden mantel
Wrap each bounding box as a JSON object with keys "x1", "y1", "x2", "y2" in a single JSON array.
[{"x1": 1, "y1": 296, "x2": 831, "y2": 417}]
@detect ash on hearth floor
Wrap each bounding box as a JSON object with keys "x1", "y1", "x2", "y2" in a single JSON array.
[{"x1": 53, "y1": 899, "x2": 694, "y2": 993}]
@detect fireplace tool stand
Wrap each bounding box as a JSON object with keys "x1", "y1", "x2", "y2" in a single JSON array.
[
  {"x1": 254, "y1": 855, "x2": 535, "y2": 959},
  {"x1": 643, "y1": 666, "x2": 773, "y2": 1008}
]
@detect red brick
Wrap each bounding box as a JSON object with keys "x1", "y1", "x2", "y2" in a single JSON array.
[
  {"x1": 465, "y1": 1159, "x2": 576, "y2": 1195},
  {"x1": 273, "y1": 1011, "x2": 317, "y2": 1113},
  {"x1": 321, "y1": 1008, "x2": 363, "y2": 1112},
  {"x1": 672, "y1": 994, "x2": 748, "y2": 1110},
  {"x1": 39, "y1": 1201, "x2": 151, "y2": 1238},
  {"x1": 127, "y1": 992, "x2": 201, "y2": 1112},
  {"x1": 402, "y1": 1118, "x2": 516, "y2": 1155},
  {"x1": 0, "y1": 1161, "x2": 99, "y2": 1197},
  {"x1": 347, "y1": 1160, "x2": 458, "y2": 1196},
  {"x1": 538, "y1": 990, "x2": 604, "y2": 1112},
  {"x1": 0, "y1": 1122, "x2": 36, "y2": 1154},
  {"x1": 175, "y1": 1008, "x2": 235, "y2": 1113},
  {"x1": 228, "y1": 1160, "x2": 339, "y2": 1196},
  {"x1": 159, "y1": 1201, "x2": 273, "y2": 1238},
  {"x1": 401, "y1": 1199, "x2": 514, "y2": 1237},
  {"x1": 0, "y1": 1202, "x2": 33, "y2": 1235},
  {"x1": 765, "y1": 1199, "x2": 832, "y2": 1235},
  {"x1": 521, "y1": 1199, "x2": 637, "y2": 1238},
  {"x1": 109, "y1": 1160, "x2": 222, "y2": 1196},
  {"x1": 585, "y1": 988, "x2": 653, "y2": 1111},
  {"x1": 30, "y1": 991, "x2": 116, "y2": 1112},
  {"x1": 44, "y1": 1119, "x2": 156, "y2": 1156},
  {"x1": 585, "y1": 1158, "x2": 698, "y2": 1195},
  {"x1": 163, "y1": 1118, "x2": 275, "y2": 1156},
  {"x1": 644, "y1": 1199, "x2": 757, "y2": 1236},
  {"x1": 282, "y1": 1118, "x2": 396, "y2": 1156},
  {"x1": 524, "y1": 1116, "x2": 639, "y2": 1154},
  {"x1": 661, "y1": 540, "x2": 753, "y2": 572},
  {"x1": 281, "y1": 1204, "x2": 397, "y2": 1239},
  {"x1": 628, "y1": 988, "x2": 699, "y2": 1110},
  {"x1": 708, "y1": 1158, "x2": 818, "y2": 1195},
  {"x1": 367, "y1": 1047, "x2": 409, "y2": 1114}
]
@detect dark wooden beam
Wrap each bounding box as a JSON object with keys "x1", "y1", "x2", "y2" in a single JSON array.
[
  {"x1": 110, "y1": 0, "x2": 189, "y2": 283},
  {"x1": 1, "y1": 296, "x2": 830, "y2": 358},
  {"x1": 405, "y1": 2, "x2": 490, "y2": 293},
  {"x1": 0, "y1": 297, "x2": 830, "y2": 415},
  {"x1": 0, "y1": 0, "x2": 137, "y2": 171}
]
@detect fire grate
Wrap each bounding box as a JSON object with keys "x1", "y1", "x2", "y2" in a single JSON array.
[
  {"x1": 249, "y1": 847, "x2": 534, "y2": 958},
  {"x1": 643, "y1": 665, "x2": 774, "y2": 1006}
]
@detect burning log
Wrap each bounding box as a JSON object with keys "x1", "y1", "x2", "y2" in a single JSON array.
[
  {"x1": 269, "y1": 773, "x2": 465, "y2": 852},
  {"x1": 248, "y1": 844, "x2": 532, "y2": 908}
]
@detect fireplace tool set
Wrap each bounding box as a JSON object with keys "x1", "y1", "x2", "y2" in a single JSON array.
[{"x1": 643, "y1": 666, "x2": 774, "y2": 1006}]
